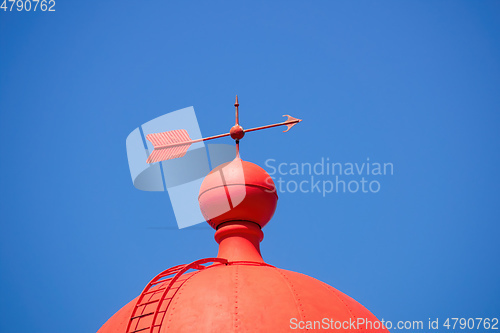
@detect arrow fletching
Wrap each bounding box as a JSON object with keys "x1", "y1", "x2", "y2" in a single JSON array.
[{"x1": 146, "y1": 129, "x2": 193, "y2": 163}]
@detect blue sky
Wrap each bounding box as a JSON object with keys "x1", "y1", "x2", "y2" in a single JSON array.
[{"x1": 1, "y1": 1, "x2": 499, "y2": 332}]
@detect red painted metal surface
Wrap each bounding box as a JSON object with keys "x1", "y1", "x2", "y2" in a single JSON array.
[
  {"x1": 99, "y1": 216, "x2": 390, "y2": 332},
  {"x1": 145, "y1": 96, "x2": 302, "y2": 163},
  {"x1": 99, "y1": 261, "x2": 388, "y2": 333},
  {"x1": 229, "y1": 125, "x2": 245, "y2": 141},
  {"x1": 245, "y1": 114, "x2": 302, "y2": 133},
  {"x1": 198, "y1": 157, "x2": 278, "y2": 230},
  {"x1": 124, "y1": 258, "x2": 228, "y2": 333}
]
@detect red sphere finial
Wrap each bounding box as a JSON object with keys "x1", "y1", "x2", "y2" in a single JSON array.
[
  {"x1": 198, "y1": 157, "x2": 278, "y2": 230},
  {"x1": 230, "y1": 125, "x2": 245, "y2": 140}
]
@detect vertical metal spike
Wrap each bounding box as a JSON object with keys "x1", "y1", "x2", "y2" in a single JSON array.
[{"x1": 234, "y1": 95, "x2": 239, "y2": 126}]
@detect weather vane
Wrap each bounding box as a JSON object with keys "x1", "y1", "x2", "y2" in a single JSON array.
[{"x1": 145, "y1": 96, "x2": 302, "y2": 164}]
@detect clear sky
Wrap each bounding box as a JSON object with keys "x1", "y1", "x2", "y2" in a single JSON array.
[{"x1": 1, "y1": 1, "x2": 499, "y2": 332}]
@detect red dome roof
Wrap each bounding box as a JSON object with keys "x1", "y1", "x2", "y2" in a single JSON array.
[{"x1": 99, "y1": 262, "x2": 387, "y2": 333}]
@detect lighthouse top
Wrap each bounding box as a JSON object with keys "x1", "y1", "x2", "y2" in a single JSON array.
[{"x1": 97, "y1": 98, "x2": 389, "y2": 333}]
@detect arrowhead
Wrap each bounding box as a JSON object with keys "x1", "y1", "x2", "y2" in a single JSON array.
[{"x1": 282, "y1": 115, "x2": 302, "y2": 132}]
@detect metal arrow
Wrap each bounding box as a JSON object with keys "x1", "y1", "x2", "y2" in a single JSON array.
[{"x1": 146, "y1": 96, "x2": 302, "y2": 164}]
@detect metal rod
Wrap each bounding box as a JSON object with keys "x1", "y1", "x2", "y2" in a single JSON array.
[
  {"x1": 234, "y1": 95, "x2": 239, "y2": 126},
  {"x1": 154, "y1": 132, "x2": 231, "y2": 150},
  {"x1": 244, "y1": 119, "x2": 300, "y2": 133}
]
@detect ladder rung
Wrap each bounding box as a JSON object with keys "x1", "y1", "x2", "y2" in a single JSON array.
[
  {"x1": 156, "y1": 271, "x2": 178, "y2": 279},
  {"x1": 137, "y1": 299, "x2": 160, "y2": 307},
  {"x1": 131, "y1": 312, "x2": 154, "y2": 320},
  {"x1": 143, "y1": 288, "x2": 165, "y2": 295},
  {"x1": 158, "y1": 268, "x2": 183, "y2": 278},
  {"x1": 151, "y1": 279, "x2": 170, "y2": 286},
  {"x1": 130, "y1": 327, "x2": 150, "y2": 333}
]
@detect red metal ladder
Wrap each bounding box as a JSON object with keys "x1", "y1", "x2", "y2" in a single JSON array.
[{"x1": 126, "y1": 258, "x2": 228, "y2": 333}]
